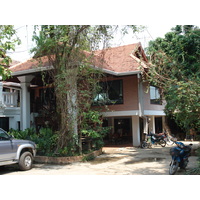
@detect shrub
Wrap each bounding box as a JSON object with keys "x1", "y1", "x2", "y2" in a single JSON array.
[
  {"x1": 186, "y1": 147, "x2": 200, "y2": 175},
  {"x1": 80, "y1": 110, "x2": 110, "y2": 151},
  {"x1": 9, "y1": 128, "x2": 35, "y2": 140},
  {"x1": 9, "y1": 128, "x2": 58, "y2": 156}
]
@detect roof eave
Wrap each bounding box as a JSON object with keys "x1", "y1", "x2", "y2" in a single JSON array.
[
  {"x1": 11, "y1": 64, "x2": 142, "y2": 78},
  {"x1": 11, "y1": 66, "x2": 54, "y2": 77},
  {"x1": 93, "y1": 65, "x2": 141, "y2": 76}
]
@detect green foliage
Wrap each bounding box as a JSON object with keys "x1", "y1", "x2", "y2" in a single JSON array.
[
  {"x1": 186, "y1": 147, "x2": 200, "y2": 175},
  {"x1": 9, "y1": 128, "x2": 35, "y2": 140},
  {"x1": 82, "y1": 154, "x2": 95, "y2": 162},
  {"x1": 80, "y1": 110, "x2": 110, "y2": 150},
  {"x1": 165, "y1": 81, "x2": 200, "y2": 131},
  {"x1": 35, "y1": 128, "x2": 58, "y2": 156},
  {"x1": 9, "y1": 128, "x2": 58, "y2": 156},
  {"x1": 0, "y1": 25, "x2": 21, "y2": 79},
  {"x1": 147, "y1": 25, "x2": 200, "y2": 132}
]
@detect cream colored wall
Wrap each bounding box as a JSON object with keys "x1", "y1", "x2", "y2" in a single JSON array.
[
  {"x1": 98, "y1": 75, "x2": 139, "y2": 112},
  {"x1": 96, "y1": 75, "x2": 166, "y2": 114},
  {"x1": 142, "y1": 82, "x2": 166, "y2": 111}
]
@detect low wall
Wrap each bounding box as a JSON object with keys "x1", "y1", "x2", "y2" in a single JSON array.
[{"x1": 34, "y1": 148, "x2": 103, "y2": 164}]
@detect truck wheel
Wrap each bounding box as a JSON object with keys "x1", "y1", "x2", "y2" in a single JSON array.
[{"x1": 19, "y1": 152, "x2": 33, "y2": 171}]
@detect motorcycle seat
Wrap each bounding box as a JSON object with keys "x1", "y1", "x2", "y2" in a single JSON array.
[{"x1": 149, "y1": 133, "x2": 163, "y2": 138}]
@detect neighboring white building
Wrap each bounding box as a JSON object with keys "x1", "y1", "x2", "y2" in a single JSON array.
[{"x1": 0, "y1": 81, "x2": 21, "y2": 130}]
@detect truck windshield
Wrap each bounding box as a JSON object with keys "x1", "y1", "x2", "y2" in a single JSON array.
[{"x1": 0, "y1": 129, "x2": 10, "y2": 140}]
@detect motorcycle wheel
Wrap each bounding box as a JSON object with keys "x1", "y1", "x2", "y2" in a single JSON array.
[
  {"x1": 169, "y1": 160, "x2": 179, "y2": 175},
  {"x1": 141, "y1": 141, "x2": 148, "y2": 148},
  {"x1": 166, "y1": 139, "x2": 174, "y2": 145},
  {"x1": 159, "y1": 140, "x2": 166, "y2": 147}
]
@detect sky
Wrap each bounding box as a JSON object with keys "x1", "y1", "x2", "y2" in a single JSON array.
[
  {"x1": 8, "y1": 24, "x2": 176, "y2": 62},
  {"x1": 2, "y1": 0, "x2": 199, "y2": 63}
]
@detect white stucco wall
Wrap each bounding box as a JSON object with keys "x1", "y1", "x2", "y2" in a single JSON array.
[{"x1": 132, "y1": 115, "x2": 140, "y2": 146}]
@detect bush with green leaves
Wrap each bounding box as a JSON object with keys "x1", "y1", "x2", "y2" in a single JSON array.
[
  {"x1": 9, "y1": 128, "x2": 58, "y2": 156},
  {"x1": 8, "y1": 123, "x2": 108, "y2": 156},
  {"x1": 9, "y1": 128, "x2": 35, "y2": 140},
  {"x1": 80, "y1": 110, "x2": 110, "y2": 151},
  {"x1": 146, "y1": 25, "x2": 200, "y2": 133},
  {"x1": 186, "y1": 147, "x2": 200, "y2": 175}
]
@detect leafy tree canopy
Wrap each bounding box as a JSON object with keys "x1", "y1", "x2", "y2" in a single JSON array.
[
  {"x1": 0, "y1": 25, "x2": 21, "y2": 79},
  {"x1": 146, "y1": 25, "x2": 200, "y2": 132}
]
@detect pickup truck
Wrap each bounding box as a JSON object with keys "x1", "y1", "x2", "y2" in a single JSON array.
[{"x1": 0, "y1": 128, "x2": 37, "y2": 170}]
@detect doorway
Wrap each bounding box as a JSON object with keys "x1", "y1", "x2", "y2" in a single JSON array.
[
  {"x1": 113, "y1": 118, "x2": 132, "y2": 144},
  {"x1": 155, "y1": 117, "x2": 163, "y2": 133},
  {"x1": 0, "y1": 117, "x2": 9, "y2": 131},
  {"x1": 103, "y1": 117, "x2": 133, "y2": 146}
]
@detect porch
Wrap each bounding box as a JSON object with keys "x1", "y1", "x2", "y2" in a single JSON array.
[
  {"x1": 0, "y1": 91, "x2": 21, "y2": 131},
  {"x1": 0, "y1": 82, "x2": 21, "y2": 130},
  {"x1": 102, "y1": 115, "x2": 166, "y2": 147}
]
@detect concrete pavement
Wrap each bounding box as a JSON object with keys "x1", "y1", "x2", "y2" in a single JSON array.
[{"x1": 0, "y1": 141, "x2": 199, "y2": 175}]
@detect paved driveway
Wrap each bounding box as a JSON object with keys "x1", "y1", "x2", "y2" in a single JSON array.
[{"x1": 0, "y1": 142, "x2": 199, "y2": 175}]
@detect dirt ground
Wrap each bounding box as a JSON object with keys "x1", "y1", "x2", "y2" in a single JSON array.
[{"x1": 0, "y1": 141, "x2": 199, "y2": 175}]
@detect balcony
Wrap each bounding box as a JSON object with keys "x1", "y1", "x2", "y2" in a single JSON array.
[{"x1": 2, "y1": 91, "x2": 19, "y2": 107}]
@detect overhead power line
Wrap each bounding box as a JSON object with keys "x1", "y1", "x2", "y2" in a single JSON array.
[
  {"x1": 15, "y1": 25, "x2": 26, "y2": 31},
  {"x1": 145, "y1": 28, "x2": 154, "y2": 40}
]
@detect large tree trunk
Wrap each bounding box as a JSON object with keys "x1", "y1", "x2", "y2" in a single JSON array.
[
  {"x1": 56, "y1": 67, "x2": 79, "y2": 153},
  {"x1": 66, "y1": 67, "x2": 78, "y2": 143}
]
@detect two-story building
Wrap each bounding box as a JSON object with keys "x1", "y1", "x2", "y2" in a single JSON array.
[{"x1": 0, "y1": 43, "x2": 166, "y2": 146}]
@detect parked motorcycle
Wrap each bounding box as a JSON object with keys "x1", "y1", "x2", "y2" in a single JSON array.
[
  {"x1": 169, "y1": 141, "x2": 192, "y2": 175},
  {"x1": 149, "y1": 132, "x2": 166, "y2": 147},
  {"x1": 141, "y1": 132, "x2": 166, "y2": 148},
  {"x1": 164, "y1": 134, "x2": 177, "y2": 145}
]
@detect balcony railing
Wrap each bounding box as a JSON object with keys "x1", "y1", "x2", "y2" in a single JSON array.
[{"x1": 2, "y1": 92, "x2": 19, "y2": 107}]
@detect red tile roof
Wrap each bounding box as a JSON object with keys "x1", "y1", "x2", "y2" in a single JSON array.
[
  {"x1": 0, "y1": 59, "x2": 20, "y2": 68},
  {"x1": 10, "y1": 60, "x2": 21, "y2": 66},
  {"x1": 9, "y1": 56, "x2": 49, "y2": 72},
  {"x1": 9, "y1": 43, "x2": 147, "y2": 74},
  {"x1": 93, "y1": 43, "x2": 147, "y2": 73}
]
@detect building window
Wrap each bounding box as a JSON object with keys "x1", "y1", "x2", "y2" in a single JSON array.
[
  {"x1": 150, "y1": 86, "x2": 162, "y2": 105},
  {"x1": 93, "y1": 80, "x2": 123, "y2": 105}
]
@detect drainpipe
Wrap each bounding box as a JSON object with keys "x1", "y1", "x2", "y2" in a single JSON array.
[{"x1": 137, "y1": 73, "x2": 144, "y2": 117}]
